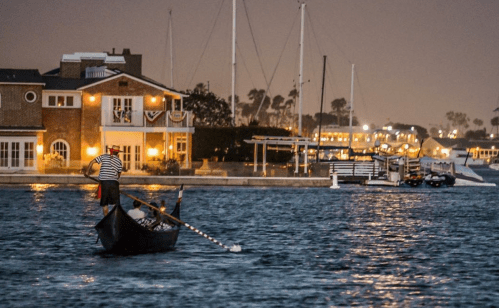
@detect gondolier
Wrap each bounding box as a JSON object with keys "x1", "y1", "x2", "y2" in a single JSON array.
[{"x1": 85, "y1": 145, "x2": 123, "y2": 216}]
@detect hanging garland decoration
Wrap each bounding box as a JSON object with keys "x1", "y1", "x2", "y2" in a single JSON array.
[
  {"x1": 169, "y1": 110, "x2": 186, "y2": 122},
  {"x1": 145, "y1": 110, "x2": 164, "y2": 123}
]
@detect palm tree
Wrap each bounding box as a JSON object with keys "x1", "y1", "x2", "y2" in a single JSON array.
[{"x1": 330, "y1": 98, "x2": 347, "y2": 126}]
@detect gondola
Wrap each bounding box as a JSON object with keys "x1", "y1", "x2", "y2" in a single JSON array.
[{"x1": 95, "y1": 197, "x2": 181, "y2": 254}]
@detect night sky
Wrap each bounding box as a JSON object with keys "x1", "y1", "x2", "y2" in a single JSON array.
[{"x1": 2, "y1": 0, "x2": 499, "y2": 131}]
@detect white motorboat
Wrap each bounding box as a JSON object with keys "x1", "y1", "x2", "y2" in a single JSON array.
[{"x1": 420, "y1": 157, "x2": 496, "y2": 187}]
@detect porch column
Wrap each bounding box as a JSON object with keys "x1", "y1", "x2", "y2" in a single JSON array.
[
  {"x1": 144, "y1": 132, "x2": 147, "y2": 168},
  {"x1": 254, "y1": 143, "x2": 258, "y2": 172},
  {"x1": 262, "y1": 142, "x2": 267, "y2": 177},
  {"x1": 185, "y1": 132, "x2": 189, "y2": 168},
  {"x1": 295, "y1": 144, "x2": 299, "y2": 174},
  {"x1": 164, "y1": 132, "x2": 168, "y2": 160},
  {"x1": 304, "y1": 143, "x2": 308, "y2": 174}
]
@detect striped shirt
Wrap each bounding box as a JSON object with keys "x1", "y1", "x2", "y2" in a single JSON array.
[{"x1": 95, "y1": 154, "x2": 123, "y2": 181}]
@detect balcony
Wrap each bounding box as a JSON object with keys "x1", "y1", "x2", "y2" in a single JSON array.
[{"x1": 101, "y1": 110, "x2": 194, "y2": 131}]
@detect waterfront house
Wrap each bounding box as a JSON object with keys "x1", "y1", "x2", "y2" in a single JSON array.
[{"x1": 0, "y1": 49, "x2": 194, "y2": 174}]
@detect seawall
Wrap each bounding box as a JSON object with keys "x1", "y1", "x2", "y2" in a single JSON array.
[{"x1": 0, "y1": 174, "x2": 333, "y2": 187}]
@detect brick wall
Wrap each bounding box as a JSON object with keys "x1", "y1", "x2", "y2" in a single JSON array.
[
  {"x1": 42, "y1": 108, "x2": 82, "y2": 161},
  {"x1": 0, "y1": 84, "x2": 43, "y2": 127}
]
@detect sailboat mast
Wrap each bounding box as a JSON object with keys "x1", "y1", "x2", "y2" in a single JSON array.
[
  {"x1": 317, "y1": 55, "x2": 327, "y2": 162},
  {"x1": 169, "y1": 10, "x2": 174, "y2": 88},
  {"x1": 231, "y1": 0, "x2": 237, "y2": 126},
  {"x1": 298, "y1": 3, "x2": 305, "y2": 136},
  {"x1": 348, "y1": 64, "x2": 354, "y2": 158}
]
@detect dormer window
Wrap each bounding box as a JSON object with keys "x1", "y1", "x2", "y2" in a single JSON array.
[{"x1": 48, "y1": 95, "x2": 74, "y2": 107}]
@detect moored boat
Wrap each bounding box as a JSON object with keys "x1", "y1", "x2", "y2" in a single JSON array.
[
  {"x1": 420, "y1": 157, "x2": 496, "y2": 187},
  {"x1": 95, "y1": 197, "x2": 181, "y2": 254}
]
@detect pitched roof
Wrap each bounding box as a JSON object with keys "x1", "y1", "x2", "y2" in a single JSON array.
[
  {"x1": 0, "y1": 69, "x2": 44, "y2": 83},
  {"x1": 77, "y1": 72, "x2": 186, "y2": 96}
]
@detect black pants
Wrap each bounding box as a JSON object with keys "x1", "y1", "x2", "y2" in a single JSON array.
[{"x1": 100, "y1": 180, "x2": 120, "y2": 207}]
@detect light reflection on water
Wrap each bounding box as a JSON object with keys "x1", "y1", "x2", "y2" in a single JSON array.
[{"x1": 0, "y1": 172, "x2": 499, "y2": 307}]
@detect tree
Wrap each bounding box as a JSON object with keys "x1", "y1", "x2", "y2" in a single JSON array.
[
  {"x1": 237, "y1": 88, "x2": 272, "y2": 126},
  {"x1": 491, "y1": 116, "x2": 499, "y2": 136},
  {"x1": 330, "y1": 98, "x2": 347, "y2": 125},
  {"x1": 446, "y1": 111, "x2": 469, "y2": 136},
  {"x1": 270, "y1": 95, "x2": 285, "y2": 127},
  {"x1": 473, "y1": 118, "x2": 483, "y2": 130},
  {"x1": 465, "y1": 129, "x2": 487, "y2": 140},
  {"x1": 183, "y1": 84, "x2": 232, "y2": 127}
]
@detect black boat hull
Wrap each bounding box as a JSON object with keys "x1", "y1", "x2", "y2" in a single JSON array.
[{"x1": 95, "y1": 203, "x2": 180, "y2": 254}]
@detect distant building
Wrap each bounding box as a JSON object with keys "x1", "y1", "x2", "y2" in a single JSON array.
[
  {"x1": 0, "y1": 49, "x2": 193, "y2": 173},
  {"x1": 312, "y1": 125, "x2": 420, "y2": 160},
  {"x1": 421, "y1": 137, "x2": 499, "y2": 165}
]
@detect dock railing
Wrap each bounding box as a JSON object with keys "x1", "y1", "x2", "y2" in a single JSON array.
[{"x1": 329, "y1": 161, "x2": 380, "y2": 180}]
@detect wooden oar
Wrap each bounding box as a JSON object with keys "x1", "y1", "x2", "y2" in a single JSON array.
[{"x1": 86, "y1": 176, "x2": 240, "y2": 252}]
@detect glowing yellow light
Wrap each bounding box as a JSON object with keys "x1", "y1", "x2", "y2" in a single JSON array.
[
  {"x1": 89, "y1": 96, "x2": 95, "y2": 102},
  {"x1": 363, "y1": 125, "x2": 369, "y2": 130},
  {"x1": 87, "y1": 147, "x2": 98, "y2": 156},
  {"x1": 151, "y1": 97, "x2": 157, "y2": 103},
  {"x1": 36, "y1": 145, "x2": 43, "y2": 154},
  {"x1": 169, "y1": 145, "x2": 173, "y2": 150},
  {"x1": 148, "y1": 148, "x2": 159, "y2": 156}
]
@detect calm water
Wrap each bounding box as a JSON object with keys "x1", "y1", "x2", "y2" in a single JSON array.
[{"x1": 1, "y1": 170, "x2": 499, "y2": 307}]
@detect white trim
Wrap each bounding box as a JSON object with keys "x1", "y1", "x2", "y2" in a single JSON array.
[
  {"x1": 50, "y1": 139, "x2": 70, "y2": 167},
  {"x1": 0, "y1": 82, "x2": 45, "y2": 86},
  {"x1": 77, "y1": 73, "x2": 187, "y2": 97},
  {"x1": 0, "y1": 128, "x2": 46, "y2": 132},
  {"x1": 0, "y1": 136, "x2": 38, "y2": 171},
  {"x1": 42, "y1": 91, "x2": 82, "y2": 108}
]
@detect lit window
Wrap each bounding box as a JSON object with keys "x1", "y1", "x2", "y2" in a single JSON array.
[
  {"x1": 176, "y1": 137, "x2": 187, "y2": 152},
  {"x1": 48, "y1": 95, "x2": 75, "y2": 107},
  {"x1": 50, "y1": 140, "x2": 69, "y2": 167}
]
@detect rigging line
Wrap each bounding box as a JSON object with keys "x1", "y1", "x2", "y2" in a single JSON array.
[
  {"x1": 254, "y1": 7, "x2": 301, "y2": 119},
  {"x1": 186, "y1": 0, "x2": 226, "y2": 90},
  {"x1": 302, "y1": 13, "x2": 322, "y2": 113},
  {"x1": 353, "y1": 66, "x2": 369, "y2": 122},
  {"x1": 161, "y1": 9, "x2": 172, "y2": 83},
  {"x1": 241, "y1": 0, "x2": 270, "y2": 88},
  {"x1": 305, "y1": 9, "x2": 333, "y2": 108},
  {"x1": 305, "y1": 8, "x2": 342, "y2": 106},
  {"x1": 236, "y1": 43, "x2": 258, "y2": 95},
  {"x1": 306, "y1": 4, "x2": 352, "y2": 65}
]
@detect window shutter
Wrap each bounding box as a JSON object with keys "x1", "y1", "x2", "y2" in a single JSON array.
[
  {"x1": 134, "y1": 96, "x2": 143, "y2": 126},
  {"x1": 101, "y1": 96, "x2": 111, "y2": 125}
]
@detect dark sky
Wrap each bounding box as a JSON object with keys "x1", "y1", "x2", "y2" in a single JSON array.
[{"x1": 2, "y1": 0, "x2": 499, "y2": 131}]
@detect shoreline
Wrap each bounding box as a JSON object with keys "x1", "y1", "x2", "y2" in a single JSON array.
[{"x1": 0, "y1": 174, "x2": 333, "y2": 187}]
